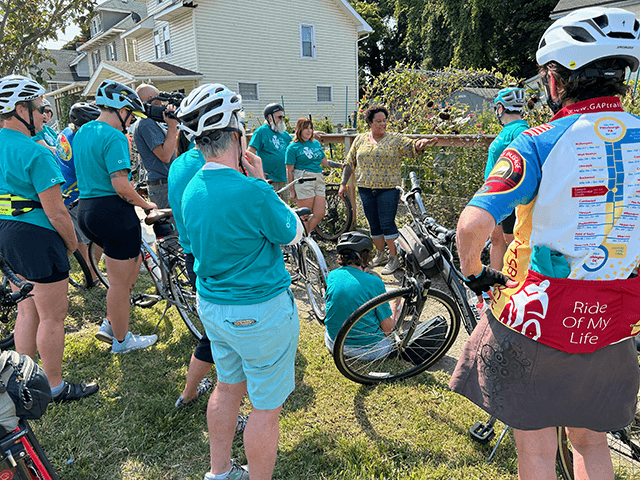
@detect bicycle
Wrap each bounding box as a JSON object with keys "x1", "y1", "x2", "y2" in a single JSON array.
[
  {"x1": 0, "y1": 255, "x2": 34, "y2": 350},
  {"x1": 88, "y1": 209, "x2": 203, "y2": 340},
  {"x1": 0, "y1": 419, "x2": 60, "y2": 480},
  {"x1": 277, "y1": 178, "x2": 330, "y2": 324},
  {"x1": 331, "y1": 172, "x2": 481, "y2": 385},
  {"x1": 313, "y1": 173, "x2": 353, "y2": 242}
]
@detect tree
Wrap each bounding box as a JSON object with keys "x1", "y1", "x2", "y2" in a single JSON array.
[{"x1": 0, "y1": 0, "x2": 94, "y2": 80}]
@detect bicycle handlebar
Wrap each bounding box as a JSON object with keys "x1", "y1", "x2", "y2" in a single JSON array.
[
  {"x1": 409, "y1": 171, "x2": 421, "y2": 193},
  {"x1": 0, "y1": 255, "x2": 33, "y2": 296},
  {"x1": 276, "y1": 177, "x2": 318, "y2": 194}
]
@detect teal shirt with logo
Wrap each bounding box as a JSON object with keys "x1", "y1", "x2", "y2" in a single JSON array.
[
  {"x1": 73, "y1": 121, "x2": 131, "y2": 198},
  {"x1": 324, "y1": 266, "x2": 392, "y2": 346},
  {"x1": 182, "y1": 164, "x2": 298, "y2": 304},
  {"x1": 248, "y1": 123, "x2": 292, "y2": 182},
  {"x1": 32, "y1": 125, "x2": 57, "y2": 147},
  {"x1": 285, "y1": 139, "x2": 325, "y2": 173},
  {"x1": 167, "y1": 148, "x2": 205, "y2": 254},
  {"x1": 0, "y1": 128, "x2": 64, "y2": 231},
  {"x1": 484, "y1": 119, "x2": 529, "y2": 180}
]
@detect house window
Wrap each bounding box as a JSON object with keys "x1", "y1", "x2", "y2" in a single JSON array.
[
  {"x1": 316, "y1": 85, "x2": 332, "y2": 103},
  {"x1": 92, "y1": 50, "x2": 101, "y2": 70},
  {"x1": 300, "y1": 23, "x2": 315, "y2": 59},
  {"x1": 238, "y1": 82, "x2": 259, "y2": 101},
  {"x1": 154, "y1": 26, "x2": 172, "y2": 59},
  {"x1": 107, "y1": 42, "x2": 117, "y2": 61},
  {"x1": 90, "y1": 16, "x2": 102, "y2": 36}
]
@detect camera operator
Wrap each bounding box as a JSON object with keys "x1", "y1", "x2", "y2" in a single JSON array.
[{"x1": 133, "y1": 84, "x2": 179, "y2": 208}]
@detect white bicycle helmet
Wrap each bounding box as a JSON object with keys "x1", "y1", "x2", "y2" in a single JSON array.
[
  {"x1": 177, "y1": 84, "x2": 242, "y2": 138},
  {"x1": 0, "y1": 75, "x2": 45, "y2": 115},
  {"x1": 537, "y1": 7, "x2": 640, "y2": 71}
]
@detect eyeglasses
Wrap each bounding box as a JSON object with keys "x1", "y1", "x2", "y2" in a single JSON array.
[{"x1": 275, "y1": 114, "x2": 285, "y2": 120}]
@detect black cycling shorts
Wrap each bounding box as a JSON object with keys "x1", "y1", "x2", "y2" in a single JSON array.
[
  {"x1": 0, "y1": 220, "x2": 69, "y2": 283},
  {"x1": 77, "y1": 196, "x2": 141, "y2": 260},
  {"x1": 184, "y1": 252, "x2": 214, "y2": 364},
  {"x1": 500, "y1": 210, "x2": 516, "y2": 235}
]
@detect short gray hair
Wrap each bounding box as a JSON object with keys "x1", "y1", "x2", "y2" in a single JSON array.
[{"x1": 196, "y1": 114, "x2": 241, "y2": 159}]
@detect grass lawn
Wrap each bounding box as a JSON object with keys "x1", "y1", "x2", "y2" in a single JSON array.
[{"x1": 32, "y1": 252, "x2": 521, "y2": 480}]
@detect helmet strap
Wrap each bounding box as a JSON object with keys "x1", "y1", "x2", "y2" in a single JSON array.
[
  {"x1": 541, "y1": 70, "x2": 563, "y2": 114},
  {"x1": 494, "y1": 104, "x2": 505, "y2": 127},
  {"x1": 116, "y1": 109, "x2": 132, "y2": 133},
  {"x1": 12, "y1": 103, "x2": 37, "y2": 137}
]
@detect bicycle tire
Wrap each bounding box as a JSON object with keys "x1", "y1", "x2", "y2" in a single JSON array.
[
  {"x1": 300, "y1": 238, "x2": 329, "y2": 324},
  {"x1": 314, "y1": 186, "x2": 353, "y2": 241},
  {"x1": 332, "y1": 287, "x2": 460, "y2": 385},
  {"x1": 0, "y1": 276, "x2": 16, "y2": 349},
  {"x1": 88, "y1": 242, "x2": 159, "y2": 308},
  {"x1": 68, "y1": 249, "x2": 93, "y2": 289},
  {"x1": 168, "y1": 259, "x2": 204, "y2": 341},
  {"x1": 557, "y1": 424, "x2": 640, "y2": 479}
]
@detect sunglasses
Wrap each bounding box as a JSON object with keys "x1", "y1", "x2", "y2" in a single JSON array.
[{"x1": 34, "y1": 105, "x2": 52, "y2": 115}]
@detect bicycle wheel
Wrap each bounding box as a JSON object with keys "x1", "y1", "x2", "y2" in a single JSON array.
[
  {"x1": 557, "y1": 423, "x2": 640, "y2": 479},
  {"x1": 68, "y1": 249, "x2": 93, "y2": 289},
  {"x1": 300, "y1": 238, "x2": 329, "y2": 324},
  {"x1": 168, "y1": 259, "x2": 204, "y2": 341},
  {"x1": 314, "y1": 186, "x2": 353, "y2": 241},
  {"x1": 88, "y1": 242, "x2": 159, "y2": 308},
  {"x1": 333, "y1": 287, "x2": 460, "y2": 385},
  {"x1": 0, "y1": 276, "x2": 16, "y2": 349}
]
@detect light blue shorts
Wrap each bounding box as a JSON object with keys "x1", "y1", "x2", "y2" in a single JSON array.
[{"x1": 197, "y1": 289, "x2": 300, "y2": 410}]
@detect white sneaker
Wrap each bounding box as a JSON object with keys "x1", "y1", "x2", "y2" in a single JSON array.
[
  {"x1": 371, "y1": 251, "x2": 388, "y2": 267},
  {"x1": 111, "y1": 332, "x2": 157, "y2": 354},
  {"x1": 381, "y1": 255, "x2": 401, "y2": 274}
]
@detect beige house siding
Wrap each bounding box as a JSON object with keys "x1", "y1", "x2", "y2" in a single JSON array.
[
  {"x1": 162, "y1": 13, "x2": 198, "y2": 71},
  {"x1": 193, "y1": 0, "x2": 360, "y2": 127},
  {"x1": 145, "y1": 0, "x2": 169, "y2": 17}
]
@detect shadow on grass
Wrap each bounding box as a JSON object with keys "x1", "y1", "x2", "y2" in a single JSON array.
[{"x1": 284, "y1": 348, "x2": 315, "y2": 413}]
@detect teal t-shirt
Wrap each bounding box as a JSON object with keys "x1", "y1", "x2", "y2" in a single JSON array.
[
  {"x1": 285, "y1": 139, "x2": 325, "y2": 173},
  {"x1": 324, "y1": 266, "x2": 392, "y2": 346},
  {"x1": 73, "y1": 121, "x2": 132, "y2": 198},
  {"x1": 32, "y1": 125, "x2": 57, "y2": 147},
  {"x1": 484, "y1": 119, "x2": 529, "y2": 180},
  {"x1": 167, "y1": 148, "x2": 205, "y2": 254},
  {"x1": 248, "y1": 123, "x2": 292, "y2": 182},
  {"x1": 0, "y1": 128, "x2": 64, "y2": 231},
  {"x1": 182, "y1": 164, "x2": 298, "y2": 304}
]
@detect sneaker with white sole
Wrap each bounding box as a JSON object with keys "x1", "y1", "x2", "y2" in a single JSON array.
[
  {"x1": 204, "y1": 460, "x2": 249, "y2": 480},
  {"x1": 95, "y1": 318, "x2": 114, "y2": 345},
  {"x1": 111, "y1": 332, "x2": 157, "y2": 354},
  {"x1": 381, "y1": 255, "x2": 401, "y2": 274},
  {"x1": 371, "y1": 251, "x2": 388, "y2": 267},
  {"x1": 235, "y1": 414, "x2": 248, "y2": 436}
]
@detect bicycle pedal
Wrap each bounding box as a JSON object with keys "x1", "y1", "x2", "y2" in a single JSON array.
[{"x1": 469, "y1": 421, "x2": 495, "y2": 444}]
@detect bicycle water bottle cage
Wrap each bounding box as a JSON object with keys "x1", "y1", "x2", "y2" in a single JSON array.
[{"x1": 396, "y1": 225, "x2": 443, "y2": 277}]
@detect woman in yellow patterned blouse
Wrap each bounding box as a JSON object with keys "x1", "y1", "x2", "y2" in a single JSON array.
[{"x1": 338, "y1": 105, "x2": 434, "y2": 274}]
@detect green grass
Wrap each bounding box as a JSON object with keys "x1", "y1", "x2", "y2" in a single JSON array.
[{"x1": 31, "y1": 259, "x2": 520, "y2": 480}]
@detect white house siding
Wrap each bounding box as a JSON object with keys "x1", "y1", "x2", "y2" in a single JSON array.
[
  {"x1": 194, "y1": 0, "x2": 360, "y2": 127},
  {"x1": 145, "y1": 0, "x2": 170, "y2": 17}
]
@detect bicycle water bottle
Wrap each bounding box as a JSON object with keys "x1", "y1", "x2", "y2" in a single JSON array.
[{"x1": 144, "y1": 253, "x2": 161, "y2": 281}]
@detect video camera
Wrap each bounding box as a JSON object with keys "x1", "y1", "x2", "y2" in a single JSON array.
[{"x1": 144, "y1": 91, "x2": 186, "y2": 123}]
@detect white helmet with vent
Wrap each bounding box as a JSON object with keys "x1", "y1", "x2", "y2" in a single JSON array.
[
  {"x1": 537, "y1": 7, "x2": 640, "y2": 71},
  {"x1": 177, "y1": 84, "x2": 243, "y2": 138},
  {"x1": 0, "y1": 75, "x2": 45, "y2": 115}
]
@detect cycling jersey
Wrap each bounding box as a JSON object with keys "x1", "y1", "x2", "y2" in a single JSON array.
[
  {"x1": 167, "y1": 148, "x2": 205, "y2": 254},
  {"x1": 32, "y1": 125, "x2": 57, "y2": 147},
  {"x1": 285, "y1": 139, "x2": 325, "y2": 173},
  {"x1": 181, "y1": 163, "x2": 298, "y2": 305},
  {"x1": 73, "y1": 121, "x2": 131, "y2": 198},
  {"x1": 54, "y1": 126, "x2": 79, "y2": 206},
  {"x1": 484, "y1": 119, "x2": 529, "y2": 180},
  {"x1": 471, "y1": 96, "x2": 640, "y2": 353},
  {"x1": 0, "y1": 128, "x2": 64, "y2": 231},
  {"x1": 248, "y1": 124, "x2": 292, "y2": 182},
  {"x1": 324, "y1": 266, "x2": 392, "y2": 346}
]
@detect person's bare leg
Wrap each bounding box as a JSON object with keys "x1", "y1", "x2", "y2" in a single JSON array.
[
  {"x1": 244, "y1": 405, "x2": 283, "y2": 480},
  {"x1": 489, "y1": 224, "x2": 507, "y2": 271},
  {"x1": 372, "y1": 236, "x2": 385, "y2": 254},
  {"x1": 12, "y1": 285, "x2": 39, "y2": 359},
  {"x1": 296, "y1": 197, "x2": 314, "y2": 234},
  {"x1": 208, "y1": 380, "x2": 247, "y2": 475},
  {"x1": 180, "y1": 355, "x2": 213, "y2": 402},
  {"x1": 385, "y1": 237, "x2": 397, "y2": 256},
  {"x1": 513, "y1": 427, "x2": 558, "y2": 480},
  {"x1": 29, "y1": 279, "x2": 69, "y2": 388},
  {"x1": 305, "y1": 195, "x2": 325, "y2": 232},
  {"x1": 104, "y1": 255, "x2": 141, "y2": 342},
  {"x1": 77, "y1": 242, "x2": 98, "y2": 283},
  {"x1": 566, "y1": 427, "x2": 614, "y2": 480}
]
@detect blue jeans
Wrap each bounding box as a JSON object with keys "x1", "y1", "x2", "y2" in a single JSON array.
[{"x1": 358, "y1": 187, "x2": 400, "y2": 240}]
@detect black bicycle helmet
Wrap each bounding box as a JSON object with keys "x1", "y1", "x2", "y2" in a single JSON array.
[
  {"x1": 263, "y1": 103, "x2": 284, "y2": 119},
  {"x1": 337, "y1": 231, "x2": 373, "y2": 254},
  {"x1": 69, "y1": 102, "x2": 101, "y2": 127}
]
